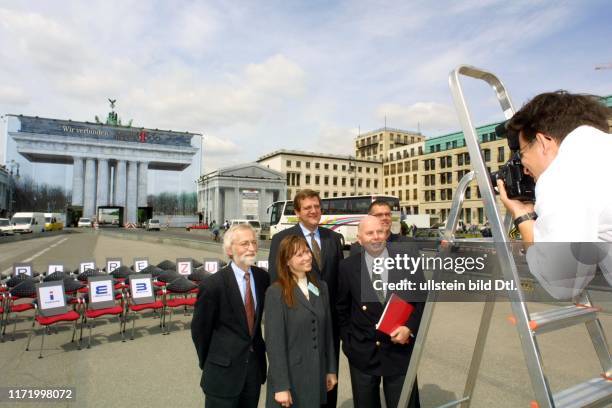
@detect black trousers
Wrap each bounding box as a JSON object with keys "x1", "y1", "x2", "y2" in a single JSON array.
[
  {"x1": 349, "y1": 364, "x2": 420, "y2": 408},
  {"x1": 320, "y1": 335, "x2": 340, "y2": 408},
  {"x1": 204, "y1": 351, "x2": 261, "y2": 408}
]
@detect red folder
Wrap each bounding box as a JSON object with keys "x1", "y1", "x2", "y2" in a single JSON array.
[{"x1": 376, "y1": 293, "x2": 415, "y2": 336}]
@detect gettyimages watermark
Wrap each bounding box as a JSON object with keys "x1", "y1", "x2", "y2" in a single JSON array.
[{"x1": 358, "y1": 242, "x2": 612, "y2": 303}]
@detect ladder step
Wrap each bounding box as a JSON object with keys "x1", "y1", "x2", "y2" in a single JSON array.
[
  {"x1": 552, "y1": 376, "x2": 612, "y2": 408},
  {"x1": 528, "y1": 305, "x2": 599, "y2": 334}
]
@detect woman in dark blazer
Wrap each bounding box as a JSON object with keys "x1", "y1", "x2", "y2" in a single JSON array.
[{"x1": 265, "y1": 235, "x2": 337, "y2": 407}]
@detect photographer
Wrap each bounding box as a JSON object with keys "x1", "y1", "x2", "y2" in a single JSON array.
[{"x1": 497, "y1": 91, "x2": 612, "y2": 243}]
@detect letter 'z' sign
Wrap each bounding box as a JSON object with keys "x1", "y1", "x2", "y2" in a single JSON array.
[{"x1": 176, "y1": 258, "x2": 193, "y2": 276}]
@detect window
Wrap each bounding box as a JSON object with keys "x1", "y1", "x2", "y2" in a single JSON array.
[
  {"x1": 333, "y1": 176, "x2": 338, "y2": 186},
  {"x1": 390, "y1": 164, "x2": 396, "y2": 175},
  {"x1": 431, "y1": 190, "x2": 436, "y2": 201},
  {"x1": 424, "y1": 160, "x2": 429, "y2": 171},
  {"x1": 441, "y1": 173, "x2": 446, "y2": 184},
  {"x1": 341, "y1": 177, "x2": 346, "y2": 186},
  {"x1": 385, "y1": 179, "x2": 389, "y2": 188},
  {"x1": 358, "y1": 167, "x2": 362, "y2": 172},
  {"x1": 478, "y1": 208, "x2": 484, "y2": 224},
  {"x1": 440, "y1": 157, "x2": 446, "y2": 169},
  {"x1": 315, "y1": 175, "x2": 320, "y2": 185},
  {"x1": 484, "y1": 149, "x2": 491, "y2": 162},
  {"x1": 498, "y1": 146, "x2": 505, "y2": 162},
  {"x1": 315, "y1": 162, "x2": 320, "y2": 169},
  {"x1": 413, "y1": 174, "x2": 417, "y2": 184},
  {"x1": 286, "y1": 160, "x2": 291, "y2": 167},
  {"x1": 324, "y1": 163, "x2": 329, "y2": 170},
  {"x1": 324, "y1": 191, "x2": 329, "y2": 198},
  {"x1": 406, "y1": 175, "x2": 410, "y2": 185},
  {"x1": 324, "y1": 176, "x2": 329, "y2": 185},
  {"x1": 413, "y1": 189, "x2": 417, "y2": 200},
  {"x1": 374, "y1": 168, "x2": 378, "y2": 174},
  {"x1": 333, "y1": 164, "x2": 338, "y2": 171},
  {"x1": 306, "y1": 162, "x2": 310, "y2": 169},
  {"x1": 446, "y1": 156, "x2": 452, "y2": 167},
  {"x1": 366, "y1": 167, "x2": 370, "y2": 173},
  {"x1": 412, "y1": 159, "x2": 418, "y2": 171},
  {"x1": 483, "y1": 134, "x2": 489, "y2": 143},
  {"x1": 374, "y1": 180, "x2": 378, "y2": 188},
  {"x1": 358, "y1": 179, "x2": 362, "y2": 187},
  {"x1": 296, "y1": 161, "x2": 301, "y2": 168},
  {"x1": 441, "y1": 189, "x2": 446, "y2": 201},
  {"x1": 366, "y1": 179, "x2": 370, "y2": 188},
  {"x1": 465, "y1": 187, "x2": 471, "y2": 199},
  {"x1": 398, "y1": 163, "x2": 403, "y2": 173},
  {"x1": 391, "y1": 178, "x2": 395, "y2": 187},
  {"x1": 398, "y1": 191, "x2": 403, "y2": 200},
  {"x1": 305, "y1": 175, "x2": 311, "y2": 184}
]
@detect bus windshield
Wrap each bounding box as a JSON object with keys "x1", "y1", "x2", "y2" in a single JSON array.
[{"x1": 269, "y1": 202, "x2": 285, "y2": 226}]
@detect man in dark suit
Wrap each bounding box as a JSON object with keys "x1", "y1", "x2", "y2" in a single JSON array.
[
  {"x1": 350, "y1": 200, "x2": 406, "y2": 256},
  {"x1": 192, "y1": 224, "x2": 271, "y2": 408},
  {"x1": 267, "y1": 189, "x2": 344, "y2": 407},
  {"x1": 338, "y1": 216, "x2": 423, "y2": 408}
]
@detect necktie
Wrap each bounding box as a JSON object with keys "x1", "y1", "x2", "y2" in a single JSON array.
[
  {"x1": 310, "y1": 232, "x2": 322, "y2": 270},
  {"x1": 244, "y1": 271, "x2": 255, "y2": 336}
]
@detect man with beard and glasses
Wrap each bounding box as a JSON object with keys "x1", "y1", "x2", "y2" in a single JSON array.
[{"x1": 192, "y1": 224, "x2": 270, "y2": 408}]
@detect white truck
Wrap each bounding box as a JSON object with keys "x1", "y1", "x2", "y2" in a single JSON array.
[
  {"x1": 11, "y1": 212, "x2": 46, "y2": 233},
  {"x1": 402, "y1": 214, "x2": 431, "y2": 228}
]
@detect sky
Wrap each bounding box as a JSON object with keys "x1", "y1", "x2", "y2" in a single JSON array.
[{"x1": 0, "y1": 0, "x2": 611, "y2": 178}]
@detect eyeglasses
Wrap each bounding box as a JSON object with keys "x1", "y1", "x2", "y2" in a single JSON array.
[
  {"x1": 236, "y1": 240, "x2": 258, "y2": 249},
  {"x1": 518, "y1": 139, "x2": 536, "y2": 159}
]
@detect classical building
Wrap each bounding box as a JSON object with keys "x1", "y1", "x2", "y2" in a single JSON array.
[
  {"x1": 257, "y1": 150, "x2": 381, "y2": 199},
  {"x1": 4, "y1": 114, "x2": 199, "y2": 225},
  {"x1": 197, "y1": 163, "x2": 286, "y2": 224}
]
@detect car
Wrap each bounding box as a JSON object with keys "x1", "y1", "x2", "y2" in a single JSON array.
[
  {"x1": 11, "y1": 212, "x2": 46, "y2": 233},
  {"x1": 405, "y1": 228, "x2": 444, "y2": 252},
  {"x1": 77, "y1": 218, "x2": 92, "y2": 227},
  {"x1": 0, "y1": 218, "x2": 14, "y2": 236},
  {"x1": 230, "y1": 219, "x2": 262, "y2": 236},
  {"x1": 145, "y1": 219, "x2": 161, "y2": 231}
]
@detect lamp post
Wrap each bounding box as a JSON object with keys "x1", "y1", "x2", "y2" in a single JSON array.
[
  {"x1": 348, "y1": 156, "x2": 357, "y2": 195},
  {"x1": 8, "y1": 160, "x2": 20, "y2": 217}
]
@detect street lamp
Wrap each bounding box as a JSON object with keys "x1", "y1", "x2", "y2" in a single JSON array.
[{"x1": 348, "y1": 155, "x2": 357, "y2": 195}]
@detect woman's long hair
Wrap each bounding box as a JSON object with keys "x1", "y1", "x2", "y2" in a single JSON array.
[{"x1": 275, "y1": 235, "x2": 319, "y2": 307}]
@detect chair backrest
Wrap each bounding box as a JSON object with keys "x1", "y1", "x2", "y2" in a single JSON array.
[
  {"x1": 36, "y1": 281, "x2": 68, "y2": 317},
  {"x1": 176, "y1": 258, "x2": 193, "y2": 276},
  {"x1": 13, "y1": 262, "x2": 33, "y2": 277},
  {"x1": 88, "y1": 276, "x2": 116, "y2": 310},
  {"x1": 79, "y1": 260, "x2": 96, "y2": 274},
  {"x1": 106, "y1": 258, "x2": 122, "y2": 273},
  {"x1": 202, "y1": 258, "x2": 224, "y2": 274},
  {"x1": 133, "y1": 257, "x2": 149, "y2": 273},
  {"x1": 128, "y1": 274, "x2": 155, "y2": 305},
  {"x1": 47, "y1": 264, "x2": 64, "y2": 275}
]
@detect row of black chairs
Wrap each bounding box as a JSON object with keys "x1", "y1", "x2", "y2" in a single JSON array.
[{"x1": 0, "y1": 258, "x2": 247, "y2": 357}]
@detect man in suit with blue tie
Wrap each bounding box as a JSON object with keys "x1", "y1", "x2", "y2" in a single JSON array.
[
  {"x1": 268, "y1": 189, "x2": 344, "y2": 407},
  {"x1": 192, "y1": 224, "x2": 270, "y2": 408}
]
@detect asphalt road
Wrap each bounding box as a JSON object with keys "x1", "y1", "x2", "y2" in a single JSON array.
[{"x1": 0, "y1": 231, "x2": 610, "y2": 407}]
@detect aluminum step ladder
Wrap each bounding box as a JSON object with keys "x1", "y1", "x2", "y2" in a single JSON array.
[{"x1": 398, "y1": 65, "x2": 611, "y2": 408}]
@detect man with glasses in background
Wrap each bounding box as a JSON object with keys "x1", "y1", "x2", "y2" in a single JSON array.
[{"x1": 351, "y1": 200, "x2": 407, "y2": 255}]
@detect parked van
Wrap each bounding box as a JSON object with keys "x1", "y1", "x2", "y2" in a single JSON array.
[
  {"x1": 11, "y1": 212, "x2": 46, "y2": 233},
  {"x1": 44, "y1": 213, "x2": 64, "y2": 231},
  {"x1": 230, "y1": 219, "x2": 262, "y2": 236}
]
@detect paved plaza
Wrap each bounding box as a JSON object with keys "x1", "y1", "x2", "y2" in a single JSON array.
[{"x1": 0, "y1": 231, "x2": 610, "y2": 407}]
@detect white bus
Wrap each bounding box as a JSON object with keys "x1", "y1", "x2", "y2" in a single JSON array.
[{"x1": 268, "y1": 195, "x2": 401, "y2": 245}]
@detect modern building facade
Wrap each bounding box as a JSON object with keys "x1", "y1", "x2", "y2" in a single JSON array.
[
  {"x1": 355, "y1": 128, "x2": 425, "y2": 161},
  {"x1": 197, "y1": 163, "x2": 286, "y2": 224},
  {"x1": 257, "y1": 150, "x2": 382, "y2": 199}
]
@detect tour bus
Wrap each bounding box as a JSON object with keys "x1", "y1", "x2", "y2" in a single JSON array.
[
  {"x1": 268, "y1": 195, "x2": 400, "y2": 246},
  {"x1": 11, "y1": 212, "x2": 46, "y2": 233}
]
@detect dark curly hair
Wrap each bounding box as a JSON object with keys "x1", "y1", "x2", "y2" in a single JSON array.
[{"x1": 507, "y1": 91, "x2": 611, "y2": 144}]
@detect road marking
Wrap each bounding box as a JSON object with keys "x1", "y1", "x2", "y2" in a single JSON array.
[{"x1": 1, "y1": 236, "x2": 70, "y2": 276}]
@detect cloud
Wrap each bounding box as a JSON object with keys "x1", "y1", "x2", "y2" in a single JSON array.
[
  {"x1": 203, "y1": 134, "x2": 239, "y2": 156},
  {"x1": 376, "y1": 102, "x2": 459, "y2": 134},
  {"x1": 313, "y1": 125, "x2": 359, "y2": 156},
  {"x1": 0, "y1": 85, "x2": 29, "y2": 106}
]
